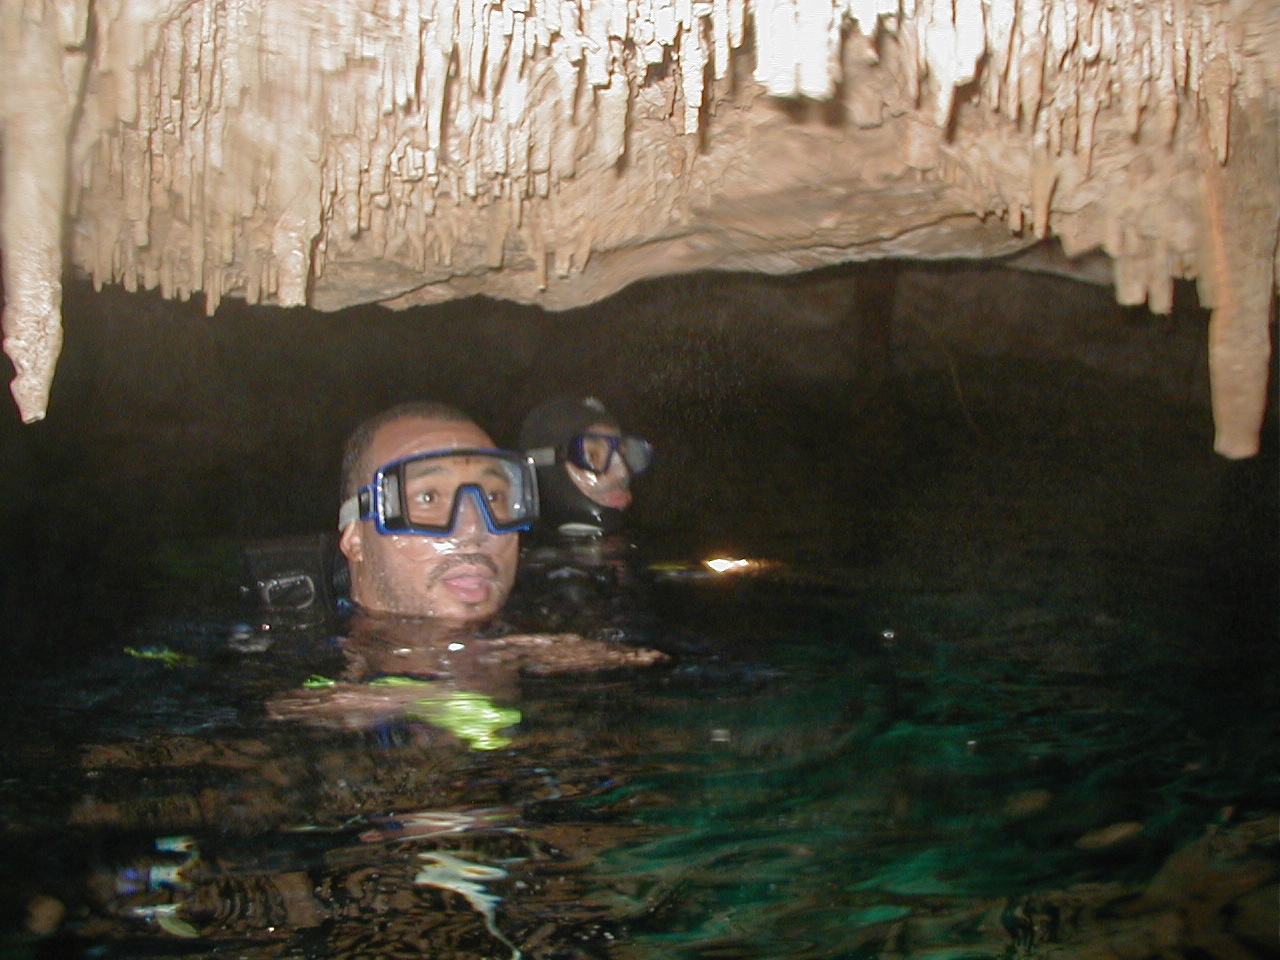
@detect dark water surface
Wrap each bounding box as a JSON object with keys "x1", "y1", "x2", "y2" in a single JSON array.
[
  {"x1": 0, "y1": 272, "x2": 1276, "y2": 959},
  {"x1": 0, "y1": 551, "x2": 1276, "y2": 960}
]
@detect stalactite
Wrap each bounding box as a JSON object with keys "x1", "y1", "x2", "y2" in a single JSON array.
[
  {"x1": 712, "y1": 0, "x2": 729, "y2": 79},
  {"x1": 596, "y1": 71, "x2": 630, "y2": 163},
  {"x1": 0, "y1": 0, "x2": 86, "y2": 422},
  {"x1": 898, "y1": 11, "x2": 922, "y2": 106},
  {"x1": 586, "y1": 0, "x2": 613, "y2": 87},
  {"x1": 1199, "y1": 109, "x2": 1279, "y2": 458},
  {"x1": 679, "y1": 18, "x2": 706, "y2": 133},
  {"x1": 753, "y1": 0, "x2": 797, "y2": 97},
  {"x1": 1147, "y1": 239, "x2": 1173, "y2": 316},
  {"x1": 920, "y1": 0, "x2": 955, "y2": 126},
  {"x1": 1017, "y1": 0, "x2": 1045, "y2": 127},
  {"x1": 1074, "y1": 65, "x2": 1100, "y2": 171},
  {"x1": 796, "y1": 0, "x2": 833, "y2": 98},
  {"x1": 846, "y1": 0, "x2": 893, "y2": 36},
  {"x1": 1029, "y1": 148, "x2": 1055, "y2": 237}
]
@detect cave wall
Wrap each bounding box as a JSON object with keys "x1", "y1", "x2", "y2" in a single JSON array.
[{"x1": 1, "y1": 0, "x2": 1277, "y2": 455}]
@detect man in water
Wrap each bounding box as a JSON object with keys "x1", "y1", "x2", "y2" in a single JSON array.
[
  {"x1": 519, "y1": 395, "x2": 653, "y2": 540},
  {"x1": 337, "y1": 401, "x2": 534, "y2": 621},
  {"x1": 508, "y1": 396, "x2": 658, "y2": 642},
  {"x1": 268, "y1": 400, "x2": 664, "y2": 732}
]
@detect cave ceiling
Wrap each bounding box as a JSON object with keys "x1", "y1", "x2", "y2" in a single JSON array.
[{"x1": 0, "y1": 0, "x2": 1277, "y2": 455}]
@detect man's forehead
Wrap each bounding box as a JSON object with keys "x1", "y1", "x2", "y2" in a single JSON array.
[
  {"x1": 368, "y1": 417, "x2": 494, "y2": 467},
  {"x1": 405, "y1": 454, "x2": 509, "y2": 477}
]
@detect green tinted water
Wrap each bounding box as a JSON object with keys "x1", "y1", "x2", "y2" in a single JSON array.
[{"x1": 0, "y1": 567, "x2": 1273, "y2": 960}]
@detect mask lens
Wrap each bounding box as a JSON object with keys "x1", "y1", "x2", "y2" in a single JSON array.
[
  {"x1": 575, "y1": 434, "x2": 618, "y2": 474},
  {"x1": 365, "y1": 449, "x2": 537, "y2": 535},
  {"x1": 482, "y1": 475, "x2": 515, "y2": 524},
  {"x1": 619, "y1": 436, "x2": 653, "y2": 475},
  {"x1": 568, "y1": 434, "x2": 653, "y2": 476},
  {"x1": 402, "y1": 458, "x2": 470, "y2": 528}
]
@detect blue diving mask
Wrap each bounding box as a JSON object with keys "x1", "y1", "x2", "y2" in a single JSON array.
[
  {"x1": 338, "y1": 448, "x2": 539, "y2": 536},
  {"x1": 528, "y1": 433, "x2": 653, "y2": 477}
]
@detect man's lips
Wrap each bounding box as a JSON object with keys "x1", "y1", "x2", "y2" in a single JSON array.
[
  {"x1": 432, "y1": 560, "x2": 498, "y2": 604},
  {"x1": 441, "y1": 574, "x2": 493, "y2": 604},
  {"x1": 594, "y1": 487, "x2": 632, "y2": 509},
  {"x1": 427, "y1": 554, "x2": 500, "y2": 603}
]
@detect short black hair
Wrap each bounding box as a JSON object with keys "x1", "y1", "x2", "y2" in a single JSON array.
[{"x1": 340, "y1": 401, "x2": 474, "y2": 501}]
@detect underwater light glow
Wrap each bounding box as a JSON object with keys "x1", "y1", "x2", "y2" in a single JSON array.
[{"x1": 704, "y1": 558, "x2": 753, "y2": 574}]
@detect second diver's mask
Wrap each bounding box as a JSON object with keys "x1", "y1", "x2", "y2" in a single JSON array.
[
  {"x1": 529, "y1": 433, "x2": 654, "y2": 478},
  {"x1": 525, "y1": 431, "x2": 653, "y2": 538},
  {"x1": 338, "y1": 448, "x2": 539, "y2": 537}
]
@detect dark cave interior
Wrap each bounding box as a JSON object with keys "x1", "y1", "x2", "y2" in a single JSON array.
[{"x1": 0, "y1": 261, "x2": 1275, "y2": 665}]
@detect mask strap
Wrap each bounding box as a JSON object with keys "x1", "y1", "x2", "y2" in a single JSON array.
[
  {"x1": 527, "y1": 446, "x2": 557, "y2": 468},
  {"x1": 337, "y1": 487, "x2": 374, "y2": 530}
]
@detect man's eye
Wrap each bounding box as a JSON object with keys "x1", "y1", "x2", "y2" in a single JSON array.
[
  {"x1": 412, "y1": 489, "x2": 438, "y2": 505},
  {"x1": 486, "y1": 489, "x2": 509, "y2": 504}
]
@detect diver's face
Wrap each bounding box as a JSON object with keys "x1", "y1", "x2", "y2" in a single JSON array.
[
  {"x1": 340, "y1": 417, "x2": 519, "y2": 621},
  {"x1": 565, "y1": 423, "x2": 633, "y2": 511}
]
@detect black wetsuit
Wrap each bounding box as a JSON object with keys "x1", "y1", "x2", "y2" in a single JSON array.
[{"x1": 505, "y1": 531, "x2": 661, "y2": 647}]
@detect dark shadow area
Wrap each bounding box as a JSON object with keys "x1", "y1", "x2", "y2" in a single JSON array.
[{"x1": 0, "y1": 263, "x2": 1274, "y2": 667}]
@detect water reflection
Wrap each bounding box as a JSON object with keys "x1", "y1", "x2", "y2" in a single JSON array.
[
  {"x1": 266, "y1": 611, "x2": 667, "y2": 739},
  {"x1": 0, "y1": 569, "x2": 1275, "y2": 959}
]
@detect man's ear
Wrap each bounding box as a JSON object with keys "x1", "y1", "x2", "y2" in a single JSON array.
[{"x1": 339, "y1": 523, "x2": 364, "y2": 563}]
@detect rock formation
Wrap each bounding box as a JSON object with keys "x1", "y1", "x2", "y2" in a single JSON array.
[{"x1": 1, "y1": 0, "x2": 1277, "y2": 454}]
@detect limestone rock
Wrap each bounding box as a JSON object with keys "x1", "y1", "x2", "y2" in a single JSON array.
[{"x1": 0, "y1": 0, "x2": 1276, "y2": 451}]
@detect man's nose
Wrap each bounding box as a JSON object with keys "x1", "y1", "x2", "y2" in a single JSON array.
[
  {"x1": 608, "y1": 455, "x2": 631, "y2": 483},
  {"x1": 451, "y1": 488, "x2": 492, "y2": 542}
]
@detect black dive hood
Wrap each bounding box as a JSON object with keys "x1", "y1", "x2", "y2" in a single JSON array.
[{"x1": 519, "y1": 396, "x2": 626, "y2": 538}]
